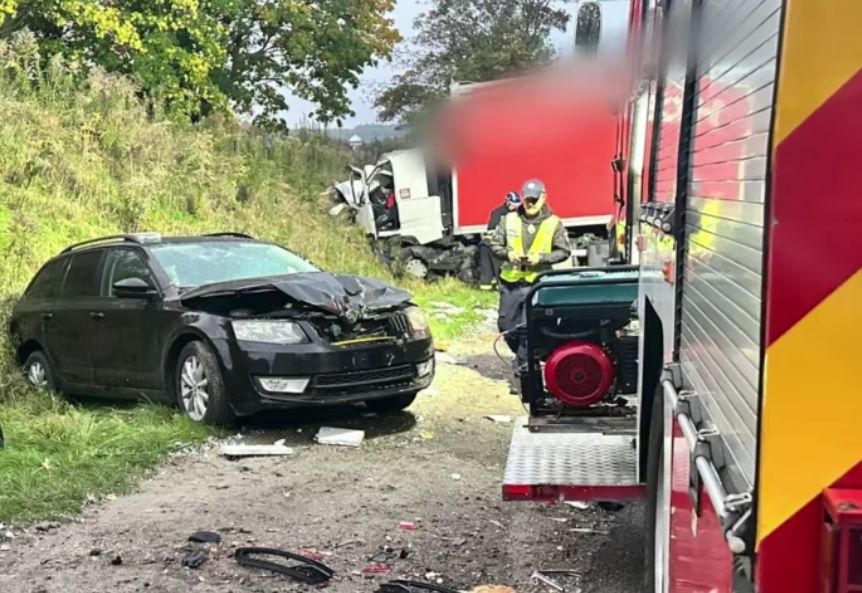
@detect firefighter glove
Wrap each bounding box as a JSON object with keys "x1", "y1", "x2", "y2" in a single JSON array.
[
  {"x1": 527, "y1": 253, "x2": 541, "y2": 265},
  {"x1": 508, "y1": 251, "x2": 522, "y2": 264}
]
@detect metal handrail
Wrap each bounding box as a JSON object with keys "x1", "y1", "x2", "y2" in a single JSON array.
[{"x1": 662, "y1": 378, "x2": 750, "y2": 554}]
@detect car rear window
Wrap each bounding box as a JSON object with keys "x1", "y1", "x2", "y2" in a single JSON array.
[
  {"x1": 25, "y1": 258, "x2": 68, "y2": 299},
  {"x1": 149, "y1": 241, "x2": 319, "y2": 289},
  {"x1": 63, "y1": 251, "x2": 103, "y2": 297}
]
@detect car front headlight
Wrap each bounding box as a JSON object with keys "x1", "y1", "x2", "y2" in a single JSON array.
[
  {"x1": 405, "y1": 306, "x2": 430, "y2": 337},
  {"x1": 231, "y1": 320, "x2": 308, "y2": 344}
]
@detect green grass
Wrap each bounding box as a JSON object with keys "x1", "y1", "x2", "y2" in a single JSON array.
[
  {"x1": 0, "y1": 393, "x2": 210, "y2": 522},
  {"x1": 0, "y1": 35, "x2": 495, "y2": 524}
]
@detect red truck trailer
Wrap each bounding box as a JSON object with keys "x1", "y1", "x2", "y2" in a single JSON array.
[
  {"x1": 339, "y1": 69, "x2": 623, "y2": 279},
  {"x1": 502, "y1": 1, "x2": 862, "y2": 592}
]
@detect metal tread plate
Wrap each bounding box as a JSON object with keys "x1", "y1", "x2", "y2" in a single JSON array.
[{"x1": 504, "y1": 417, "x2": 638, "y2": 487}]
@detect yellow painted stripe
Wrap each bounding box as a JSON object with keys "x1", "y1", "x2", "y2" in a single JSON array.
[
  {"x1": 774, "y1": 0, "x2": 862, "y2": 144},
  {"x1": 332, "y1": 336, "x2": 396, "y2": 347},
  {"x1": 756, "y1": 270, "x2": 862, "y2": 545}
]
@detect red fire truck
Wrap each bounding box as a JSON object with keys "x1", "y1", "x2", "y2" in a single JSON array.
[{"x1": 502, "y1": 1, "x2": 862, "y2": 592}]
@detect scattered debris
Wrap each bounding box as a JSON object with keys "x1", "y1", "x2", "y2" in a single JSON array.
[
  {"x1": 484, "y1": 415, "x2": 514, "y2": 425},
  {"x1": 488, "y1": 519, "x2": 505, "y2": 529},
  {"x1": 363, "y1": 562, "x2": 392, "y2": 576},
  {"x1": 435, "y1": 352, "x2": 464, "y2": 365},
  {"x1": 315, "y1": 427, "x2": 366, "y2": 448},
  {"x1": 188, "y1": 531, "x2": 221, "y2": 544},
  {"x1": 399, "y1": 521, "x2": 418, "y2": 531},
  {"x1": 563, "y1": 501, "x2": 590, "y2": 510},
  {"x1": 335, "y1": 539, "x2": 365, "y2": 549},
  {"x1": 34, "y1": 522, "x2": 60, "y2": 532},
  {"x1": 470, "y1": 587, "x2": 518, "y2": 593},
  {"x1": 220, "y1": 444, "x2": 296, "y2": 458},
  {"x1": 273, "y1": 438, "x2": 287, "y2": 447},
  {"x1": 89, "y1": 548, "x2": 102, "y2": 557},
  {"x1": 0, "y1": 544, "x2": 10, "y2": 552},
  {"x1": 531, "y1": 571, "x2": 565, "y2": 592},
  {"x1": 377, "y1": 580, "x2": 462, "y2": 593},
  {"x1": 569, "y1": 527, "x2": 609, "y2": 535},
  {"x1": 110, "y1": 555, "x2": 123, "y2": 566},
  {"x1": 181, "y1": 550, "x2": 208, "y2": 569},
  {"x1": 450, "y1": 473, "x2": 462, "y2": 481},
  {"x1": 234, "y1": 547, "x2": 335, "y2": 584},
  {"x1": 597, "y1": 501, "x2": 625, "y2": 512},
  {"x1": 299, "y1": 548, "x2": 326, "y2": 562}
]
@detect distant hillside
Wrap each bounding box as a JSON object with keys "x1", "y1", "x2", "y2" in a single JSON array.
[{"x1": 330, "y1": 123, "x2": 407, "y2": 142}]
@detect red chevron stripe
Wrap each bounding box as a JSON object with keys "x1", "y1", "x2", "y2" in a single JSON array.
[{"x1": 767, "y1": 68, "x2": 862, "y2": 345}]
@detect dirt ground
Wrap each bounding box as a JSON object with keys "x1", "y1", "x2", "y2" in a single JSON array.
[{"x1": 0, "y1": 324, "x2": 644, "y2": 593}]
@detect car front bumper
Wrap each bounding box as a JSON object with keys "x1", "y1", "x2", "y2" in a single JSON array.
[{"x1": 211, "y1": 337, "x2": 435, "y2": 415}]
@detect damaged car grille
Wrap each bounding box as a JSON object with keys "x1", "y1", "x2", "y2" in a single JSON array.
[
  {"x1": 314, "y1": 311, "x2": 412, "y2": 344},
  {"x1": 313, "y1": 364, "x2": 416, "y2": 390}
]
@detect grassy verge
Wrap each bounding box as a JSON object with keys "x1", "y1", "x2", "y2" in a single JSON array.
[
  {"x1": 0, "y1": 393, "x2": 209, "y2": 523},
  {"x1": 0, "y1": 37, "x2": 497, "y2": 524}
]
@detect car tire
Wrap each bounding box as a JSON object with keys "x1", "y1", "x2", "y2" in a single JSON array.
[
  {"x1": 644, "y1": 385, "x2": 666, "y2": 593},
  {"x1": 175, "y1": 341, "x2": 235, "y2": 427},
  {"x1": 22, "y1": 350, "x2": 56, "y2": 391},
  {"x1": 365, "y1": 392, "x2": 418, "y2": 414}
]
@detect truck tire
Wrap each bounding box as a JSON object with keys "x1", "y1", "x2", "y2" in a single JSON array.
[{"x1": 644, "y1": 384, "x2": 666, "y2": 592}]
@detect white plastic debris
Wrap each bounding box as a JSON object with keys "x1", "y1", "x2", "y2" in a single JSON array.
[
  {"x1": 485, "y1": 415, "x2": 514, "y2": 425},
  {"x1": 564, "y1": 501, "x2": 591, "y2": 510},
  {"x1": 220, "y1": 444, "x2": 296, "y2": 457},
  {"x1": 315, "y1": 427, "x2": 365, "y2": 448}
]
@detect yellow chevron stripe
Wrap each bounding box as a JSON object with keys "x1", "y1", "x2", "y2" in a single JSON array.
[
  {"x1": 756, "y1": 270, "x2": 862, "y2": 545},
  {"x1": 774, "y1": 0, "x2": 862, "y2": 144}
]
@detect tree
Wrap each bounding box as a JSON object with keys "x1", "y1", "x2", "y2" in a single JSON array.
[
  {"x1": 375, "y1": 0, "x2": 569, "y2": 124},
  {"x1": 0, "y1": 1, "x2": 400, "y2": 127}
]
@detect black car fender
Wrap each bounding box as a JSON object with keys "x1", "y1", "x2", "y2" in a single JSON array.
[{"x1": 160, "y1": 320, "x2": 230, "y2": 393}]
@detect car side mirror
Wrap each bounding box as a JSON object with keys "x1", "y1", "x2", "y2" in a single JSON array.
[{"x1": 113, "y1": 277, "x2": 156, "y2": 299}]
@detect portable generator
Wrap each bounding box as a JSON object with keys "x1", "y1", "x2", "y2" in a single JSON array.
[{"x1": 520, "y1": 267, "x2": 640, "y2": 419}]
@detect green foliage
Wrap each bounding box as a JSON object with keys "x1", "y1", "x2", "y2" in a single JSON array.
[
  {"x1": 375, "y1": 0, "x2": 569, "y2": 123},
  {"x1": 0, "y1": 1, "x2": 400, "y2": 125}
]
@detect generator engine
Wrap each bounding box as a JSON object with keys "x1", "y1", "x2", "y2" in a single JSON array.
[{"x1": 522, "y1": 267, "x2": 640, "y2": 416}]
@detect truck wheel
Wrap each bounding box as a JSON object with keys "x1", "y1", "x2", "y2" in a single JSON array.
[
  {"x1": 175, "y1": 341, "x2": 235, "y2": 427},
  {"x1": 644, "y1": 385, "x2": 668, "y2": 592},
  {"x1": 366, "y1": 392, "x2": 418, "y2": 415},
  {"x1": 402, "y1": 257, "x2": 429, "y2": 280}
]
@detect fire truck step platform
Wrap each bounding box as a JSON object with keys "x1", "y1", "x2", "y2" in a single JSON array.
[{"x1": 502, "y1": 417, "x2": 644, "y2": 502}]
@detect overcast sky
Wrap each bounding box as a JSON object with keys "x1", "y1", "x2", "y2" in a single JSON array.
[{"x1": 284, "y1": 0, "x2": 630, "y2": 127}]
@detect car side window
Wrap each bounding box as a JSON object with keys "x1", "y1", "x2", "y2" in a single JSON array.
[
  {"x1": 101, "y1": 249, "x2": 155, "y2": 297},
  {"x1": 25, "y1": 258, "x2": 68, "y2": 300},
  {"x1": 62, "y1": 251, "x2": 103, "y2": 298}
]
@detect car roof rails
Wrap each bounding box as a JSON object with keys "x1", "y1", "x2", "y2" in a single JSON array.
[
  {"x1": 60, "y1": 233, "x2": 163, "y2": 254},
  {"x1": 202, "y1": 232, "x2": 256, "y2": 240}
]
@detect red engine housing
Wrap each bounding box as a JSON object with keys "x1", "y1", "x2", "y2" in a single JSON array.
[{"x1": 544, "y1": 341, "x2": 615, "y2": 407}]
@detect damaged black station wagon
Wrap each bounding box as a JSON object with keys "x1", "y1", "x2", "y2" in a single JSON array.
[{"x1": 8, "y1": 233, "x2": 435, "y2": 425}]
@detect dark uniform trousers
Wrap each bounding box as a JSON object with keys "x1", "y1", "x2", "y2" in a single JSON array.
[{"x1": 497, "y1": 279, "x2": 533, "y2": 374}]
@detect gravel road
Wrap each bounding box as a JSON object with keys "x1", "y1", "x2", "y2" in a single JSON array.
[{"x1": 0, "y1": 326, "x2": 644, "y2": 593}]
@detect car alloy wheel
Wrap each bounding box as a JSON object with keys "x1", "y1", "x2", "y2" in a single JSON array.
[
  {"x1": 26, "y1": 360, "x2": 48, "y2": 388},
  {"x1": 180, "y1": 354, "x2": 210, "y2": 421}
]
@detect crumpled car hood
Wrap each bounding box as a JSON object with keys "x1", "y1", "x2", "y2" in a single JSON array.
[{"x1": 179, "y1": 272, "x2": 412, "y2": 320}]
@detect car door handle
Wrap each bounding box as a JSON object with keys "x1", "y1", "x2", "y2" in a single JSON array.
[
  {"x1": 41, "y1": 313, "x2": 54, "y2": 321},
  {"x1": 89, "y1": 311, "x2": 105, "y2": 320}
]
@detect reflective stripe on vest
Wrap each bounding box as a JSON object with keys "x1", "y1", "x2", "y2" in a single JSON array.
[{"x1": 500, "y1": 212, "x2": 561, "y2": 283}]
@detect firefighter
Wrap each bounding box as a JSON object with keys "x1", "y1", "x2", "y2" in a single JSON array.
[
  {"x1": 490, "y1": 179, "x2": 571, "y2": 379},
  {"x1": 477, "y1": 191, "x2": 522, "y2": 290}
]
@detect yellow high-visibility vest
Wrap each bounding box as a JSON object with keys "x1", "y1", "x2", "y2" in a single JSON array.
[{"x1": 500, "y1": 212, "x2": 561, "y2": 283}]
